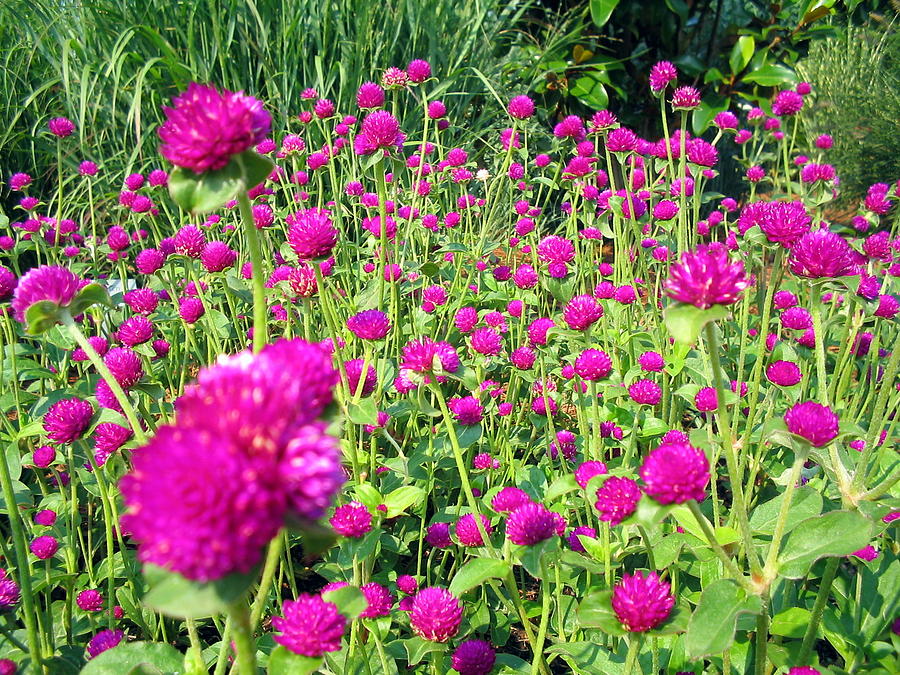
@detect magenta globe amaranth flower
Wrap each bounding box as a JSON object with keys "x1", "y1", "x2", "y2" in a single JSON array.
[
  {"x1": 43, "y1": 397, "x2": 93, "y2": 444},
  {"x1": 665, "y1": 243, "x2": 750, "y2": 309},
  {"x1": 287, "y1": 208, "x2": 338, "y2": 260},
  {"x1": 640, "y1": 441, "x2": 710, "y2": 504},
  {"x1": 789, "y1": 229, "x2": 856, "y2": 279},
  {"x1": 11, "y1": 265, "x2": 81, "y2": 322},
  {"x1": 330, "y1": 501, "x2": 372, "y2": 538},
  {"x1": 273, "y1": 594, "x2": 346, "y2": 657},
  {"x1": 359, "y1": 582, "x2": 394, "y2": 618},
  {"x1": 594, "y1": 476, "x2": 642, "y2": 526},
  {"x1": 200, "y1": 241, "x2": 237, "y2": 272},
  {"x1": 30, "y1": 535, "x2": 58, "y2": 559},
  {"x1": 448, "y1": 396, "x2": 483, "y2": 425},
  {"x1": 158, "y1": 82, "x2": 271, "y2": 173},
  {"x1": 508, "y1": 95, "x2": 535, "y2": 119},
  {"x1": 784, "y1": 401, "x2": 839, "y2": 447},
  {"x1": 401, "y1": 338, "x2": 459, "y2": 374},
  {"x1": 671, "y1": 86, "x2": 701, "y2": 110},
  {"x1": 758, "y1": 201, "x2": 811, "y2": 247},
  {"x1": 772, "y1": 90, "x2": 804, "y2": 116},
  {"x1": 506, "y1": 502, "x2": 558, "y2": 546},
  {"x1": 574, "y1": 348, "x2": 612, "y2": 380},
  {"x1": 347, "y1": 309, "x2": 390, "y2": 340},
  {"x1": 452, "y1": 639, "x2": 496, "y2": 675},
  {"x1": 456, "y1": 513, "x2": 491, "y2": 547},
  {"x1": 0, "y1": 571, "x2": 20, "y2": 611},
  {"x1": 649, "y1": 61, "x2": 678, "y2": 93},
  {"x1": 410, "y1": 587, "x2": 463, "y2": 642},
  {"x1": 629, "y1": 379, "x2": 662, "y2": 406},
  {"x1": 563, "y1": 294, "x2": 603, "y2": 331},
  {"x1": 575, "y1": 461, "x2": 607, "y2": 489},
  {"x1": 86, "y1": 629, "x2": 124, "y2": 659},
  {"x1": 76, "y1": 589, "x2": 104, "y2": 612},
  {"x1": 426, "y1": 522, "x2": 453, "y2": 548},
  {"x1": 491, "y1": 487, "x2": 532, "y2": 514},
  {"x1": 766, "y1": 360, "x2": 802, "y2": 386},
  {"x1": 612, "y1": 571, "x2": 675, "y2": 632},
  {"x1": 48, "y1": 117, "x2": 75, "y2": 137},
  {"x1": 359, "y1": 110, "x2": 402, "y2": 150}
]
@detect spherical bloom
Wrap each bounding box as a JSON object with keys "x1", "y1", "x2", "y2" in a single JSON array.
[
  {"x1": 506, "y1": 502, "x2": 558, "y2": 546},
  {"x1": 201, "y1": 241, "x2": 237, "y2": 272},
  {"x1": 8, "y1": 172, "x2": 32, "y2": 191},
  {"x1": 32, "y1": 446, "x2": 56, "y2": 468},
  {"x1": 330, "y1": 502, "x2": 373, "y2": 538},
  {"x1": 649, "y1": 61, "x2": 678, "y2": 93},
  {"x1": 356, "y1": 82, "x2": 385, "y2": 108},
  {"x1": 273, "y1": 594, "x2": 346, "y2": 657},
  {"x1": 758, "y1": 201, "x2": 811, "y2": 247},
  {"x1": 574, "y1": 348, "x2": 612, "y2": 380},
  {"x1": 135, "y1": 248, "x2": 165, "y2": 274},
  {"x1": 360, "y1": 582, "x2": 394, "y2": 618},
  {"x1": 653, "y1": 200, "x2": 679, "y2": 221},
  {"x1": 86, "y1": 629, "x2": 124, "y2": 659},
  {"x1": 93, "y1": 422, "x2": 133, "y2": 456},
  {"x1": 713, "y1": 111, "x2": 739, "y2": 130},
  {"x1": 491, "y1": 487, "x2": 532, "y2": 514},
  {"x1": 359, "y1": 110, "x2": 402, "y2": 151},
  {"x1": 640, "y1": 442, "x2": 710, "y2": 504},
  {"x1": 746, "y1": 165, "x2": 765, "y2": 183},
  {"x1": 397, "y1": 575, "x2": 419, "y2": 595},
  {"x1": 508, "y1": 95, "x2": 535, "y2": 119},
  {"x1": 513, "y1": 264, "x2": 538, "y2": 289},
  {"x1": 34, "y1": 509, "x2": 57, "y2": 526},
  {"x1": 77, "y1": 589, "x2": 104, "y2": 612},
  {"x1": 178, "y1": 296, "x2": 205, "y2": 324},
  {"x1": 694, "y1": 387, "x2": 718, "y2": 412},
  {"x1": 789, "y1": 229, "x2": 856, "y2": 279},
  {"x1": 629, "y1": 379, "x2": 662, "y2": 406},
  {"x1": 665, "y1": 244, "x2": 750, "y2": 309},
  {"x1": 381, "y1": 67, "x2": 408, "y2": 88},
  {"x1": 456, "y1": 513, "x2": 491, "y2": 547},
  {"x1": 575, "y1": 461, "x2": 608, "y2": 489},
  {"x1": 772, "y1": 90, "x2": 804, "y2": 116},
  {"x1": 671, "y1": 86, "x2": 700, "y2": 109},
  {"x1": 48, "y1": 117, "x2": 75, "y2": 137},
  {"x1": 287, "y1": 208, "x2": 338, "y2": 260},
  {"x1": 158, "y1": 82, "x2": 271, "y2": 173},
  {"x1": 11, "y1": 265, "x2": 81, "y2": 322},
  {"x1": 447, "y1": 395, "x2": 485, "y2": 425},
  {"x1": 0, "y1": 266, "x2": 17, "y2": 302},
  {"x1": 781, "y1": 307, "x2": 812, "y2": 330},
  {"x1": 874, "y1": 294, "x2": 899, "y2": 319},
  {"x1": 30, "y1": 535, "x2": 58, "y2": 559},
  {"x1": 612, "y1": 571, "x2": 675, "y2": 632},
  {"x1": 606, "y1": 127, "x2": 637, "y2": 153},
  {"x1": 473, "y1": 453, "x2": 499, "y2": 470},
  {"x1": 278, "y1": 423, "x2": 345, "y2": 524},
  {"x1": 117, "y1": 315, "x2": 154, "y2": 346},
  {"x1": 407, "y1": 59, "x2": 431, "y2": 83},
  {"x1": 766, "y1": 361, "x2": 802, "y2": 386},
  {"x1": 104, "y1": 347, "x2": 143, "y2": 389},
  {"x1": 470, "y1": 327, "x2": 502, "y2": 356},
  {"x1": 43, "y1": 397, "x2": 93, "y2": 444},
  {"x1": 784, "y1": 401, "x2": 839, "y2": 447},
  {"x1": 510, "y1": 346, "x2": 536, "y2": 370},
  {"x1": 563, "y1": 294, "x2": 603, "y2": 331},
  {"x1": 0, "y1": 572, "x2": 20, "y2": 611},
  {"x1": 594, "y1": 477, "x2": 642, "y2": 526},
  {"x1": 537, "y1": 235, "x2": 575, "y2": 264},
  {"x1": 347, "y1": 309, "x2": 390, "y2": 340},
  {"x1": 639, "y1": 351, "x2": 664, "y2": 372},
  {"x1": 426, "y1": 522, "x2": 453, "y2": 548},
  {"x1": 410, "y1": 587, "x2": 463, "y2": 642},
  {"x1": 427, "y1": 100, "x2": 446, "y2": 119},
  {"x1": 401, "y1": 338, "x2": 459, "y2": 374},
  {"x1": 120, "y1": 426, "x2": 285, "y2": 581},
  {"x1": 452, "y1": 639, "x2": 496, "y2": 675},
  {"x1": 124, "y1": 288, "x2": 159, "y2": 315}
]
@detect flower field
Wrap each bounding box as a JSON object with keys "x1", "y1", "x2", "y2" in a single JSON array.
[{"x1": 0, "y1": 24, "x2": 899, "y2": 675}]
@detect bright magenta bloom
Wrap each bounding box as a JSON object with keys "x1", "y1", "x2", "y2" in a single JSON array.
[
  {"x1": 272, "y1": 594, "x2": 346, "y2": 657},
  {"x1": 784, "y1": 401, "x2": 839, "y2": 447},
  {"x1": 158, "y1": 82, "x2": 271, "y2": 173},
  {"x1": 410, "y1": 587, "x2": 463, "y2": 642},
  {"x1": 612, "y1": 571, "x2": 675, "y2": 632},
  {"x1": 665, "y1": 244, "x2": 750, "y2": 309},
  {"x1": 640, "y1": 441, "x2": 709, "y2": 504},
  {"x1": 287, "y1": 208, "x2": 338, "y2": 260},
  {"x1": 11, "y1": 265, "x2": 80, "y2": 322},
  {"x1": 789, "y1": 229, "x2": 856, "y2": 279}
]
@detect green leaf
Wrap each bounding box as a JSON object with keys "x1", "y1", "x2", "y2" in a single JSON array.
[
  {"x1": 68, "y1": 283, "x2": 113, "y2": 316},
  {"x1": 267, "y1": 646, "x2": 322, "y2": 675},
  {"x1": 383, "y1": 486, "x2": 424, "y2": 518},
  {"x1": 770, "y1": 607, "x2": 811, "y2": 638},
  {"x1": 321, "y1": 584, "x2": 367, "y2": 620},
  {"x1": 142, "y1": 564, "x2": 257, "y2": 618},
  {"x1": 749, "y1": 486, "x2": 822, "y2": 535},
  {"x1": 589, "y1": 0, "x2": 620, "y2": 27},
  {"x1": 545, "y1": 474, "x2": 578, "y2": 502},
  {"x1": 742, "y1": 63, "x2": 798, "y2": 87},
  {"x1": 545, "y1": 642, "x2": 619, "y2": 675},
  {"x1": 691, "y1": 95, "x2": 730, "y2": 136},
  {"x1": 168, "y1": 150, "x2": 274, "y2": 214},
  {"x1": 348, "y1": 398, "x2": 379, "y2": 425},
  {"x1": 663, "y1": 303, "x2": 729, "y2": 345},
  {"x1": 402, "y1": 636, "x2": 446, "y2": 665},
  {"x1": 777, "y1": 511, "x2": 874, "y2": 579},
  {"x1": 729, "y1": 36, "x2": 755, "y2": 75},
  {"x1": 685, "y1": 579, "x2": 761, "y2": 658},
  {"x1": 576, "y1": 590, "x2": 626, "y2": 635},
  {"x1": 25, "y1": 300, "x2": 63, "y2": 335},
  {"x1": 449, "y1": 557, "x2": 510, "y2": 595},
  {"x1": 519, "y1": 537, "x2": 560, "y2": 579},
  {"x1": 80, "y1": 642, "x2": 184, "y2": 675}
]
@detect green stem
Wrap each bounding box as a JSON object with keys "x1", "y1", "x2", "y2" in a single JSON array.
[
  {"x1": 622, "y1": 636, "x2": 643, "y2": 675},
  {"x1": 227, "y1": 602, "x2": 257, "y2": 675},
  {"x1": 687, "y1": 501, "x2": 748, "y2": 589},
  {"x1": 250, "y1": 533, "x2": 284, "y2": 631},
  {"x1": 797, "y1": 557, "x2": 839, "y2": 664},
  {"x1": 808, "y1": 284, "x2": 829, "y2": 407},
  {"x1": 762, "y1": 445, "x2": 810, "y2": 578},
  {"x1": 530, "y1": 564, "x2": 551, "y2": 675},
  {"x1": 238, "y1": 191, "x2": 268, "y2": 353}
]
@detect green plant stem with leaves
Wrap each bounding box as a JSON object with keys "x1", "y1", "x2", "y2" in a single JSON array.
[{"x1": 238, "y1": 191, "x2": 268, "y2": 353}]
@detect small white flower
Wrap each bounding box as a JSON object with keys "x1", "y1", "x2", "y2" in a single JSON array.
[{"x1": 476, "y1": 169, "x2": 490, "y2": 181}]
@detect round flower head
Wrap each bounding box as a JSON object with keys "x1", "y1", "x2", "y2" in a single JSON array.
[
  {"x1": 639, "y1": 351, "x2": 665, "y2": 372},
  {"x1": 397, "y1": 575, "x2": 419, "y2": 595},
  {"x1": 456, "y1": 513, "x2": 491, "y2": 547},
  {"x1": 568, "y1": 526, "x2": 597, "y2": 553},
  {"x1": 48, "y1": 117, "x2": 75, "y2": 137},
  {"x1": 410, "y1": 587, "x2": 463, "y2": 642},
  {"x1": 694, "y1": 387, "x2": 718, "y2": 412},
  {"x1": 330, "y1": 502, "x2": 372, "y2": 538},
  {"x1": 117, "y1": 315, "x2": 154, "y2": 346},
  {"x1": 506, "y1": 502, "x2": 558, "y2": 546},
  {"x1": 347, "y1": 309, "x2": 390, "y2": 340},
  {"x1": 448, "y1": 396, "x2": 483, "y2": 425},
  {"x1": 201, "y1": 241, "x2": 237, "y2": 272},
  {"x1": 407, "y1": 59, "x2": 431, "y2": 83},
  {"x1": 360, "y1": 582, "x2": 394, "y2": 618},
  {"x1": 575, "y1": 348, "x2": 612, "y2": 380},
  {"x1": 671, "y1": 86, "x2": 701, "y2": 110},
  {"x1": 124, "y1": 288, "x2": 159, "y2": 315},
  {"x1": 401, "y1": 338, "x2": 459, "y2": 374},
  {"x1": 452, "y1": 639, "x2": 496, "y2": 675},
  {"x1": 772, "y1": 90, "x2": 804, "y2": 116},
  {"x1": 34, "y1": 509, "x2": 56, "y2": 526},
  {"x1": 470, "y1": 327, "x2": 502, "y2": 356},
  {"x1": 612, "y1": 571, "x2": 675, "y2": 632},
  {"x1": 77, "y1": 589, "x2": 104, "y2": 612},
  {"x1": 120, "y1": 426, "x2": 286, "y2": 581},
  {"x1": 758, "y1": 201, "x2": 811, "y2": 247},
  {"x1": 273, "y1": 594, "x2": 346, "y2": 657},
  {"x1": 649, "y1": 61, "x2": 678, "y2": 93},
  {"x1": 563, "y1": 294, "x2": 603, "y2": 331},
  {"x1": 32, "y1": 445, "x2": 56, "y2": 468},
  {"x1": 510, "y1": 346, "x2": 536, "y2": 370},
  {"x1": 595, "y1": 476, "x2": 642, "y2": 526},
  {"x1": 360, "y1": 110, "x2": 402, "y2": 150},
  {"x1": 784, "y1": 401, "x2": 839, "y2": 447},
  {"x1": 665, "y1": 244, "x2": 750, "y2": 309},
  {"x1": 345, "y1": 358, "x2": 377, "y2": 397},
  {"x1": 575, "y1": 461, "x2": 608, "y2": 489},
  {"x1": 426, "y1": 522, "x2": 453, "y2": 548},
  {"x1": 491, "y1": 487, "x2": 532, "y2": 514},
  {"x1": 104, "y1": 347, "x2": 144, "y2": 389},
  {"x1": 640, "y1": 442, "x2": 709, "y2": 504},
  {"x1": 30, "y1": 535, "x2": 58, "y2": 559},
  {"x1": 86, "y1": 629, "x2": 124, "y2": 659},
  {"x1": 11, "y1": 265, "x2": 81, "y2": 322},
  {"x1": 629, "y1": 379, "x2": 662, "y2": 406},
  {"x1": 508, "y1": 95, "x2": 535, "y2": 119},
  {"x1": 766, "y1": 361, "x2": 802, "y2": 387},
  {"x1": 43, "y1": 397, "x2": 93, "y2": 444},
  {"x1": 280, "y1": 422, "x2": 345, "y2": 524},
  {"x1": 781, "y1": 307, "x2": 812, "y2": 330},
  {"x1": 789, "y1": 229, "x2": 856, "y2": 279},
  {"x1": 356, "y1": 82, "x2": 385, "y2": 109},
  {"x1": 158, "y1": 82, "x2": 271, "y2": 173},
  {"x1": 0, "y1": 572, "x2": 20, "y2": 611},
  {"x1": 287, "y1": 208, "x2": 338, "y2": 260}
]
